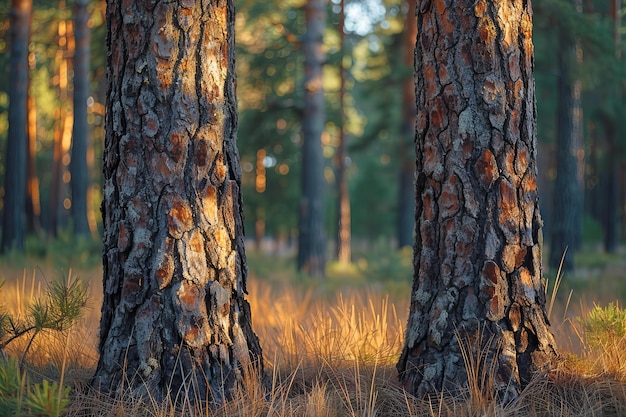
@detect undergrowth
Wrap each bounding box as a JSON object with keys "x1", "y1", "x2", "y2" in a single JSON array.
[{"x1": 0, "y1": 248, "x2": 626, "y2": 416}]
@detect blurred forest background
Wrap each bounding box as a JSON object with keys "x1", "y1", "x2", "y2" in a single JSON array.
[{"x1": 0, "y1": 0, "x2": 624, "y2": 279}]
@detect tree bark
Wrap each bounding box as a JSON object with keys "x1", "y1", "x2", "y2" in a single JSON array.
[
  {"x1": 397, "y1": 0, "x2": 417, "y2": 249},
  {"x1": 92, "y1": 0, "x2": 264, "y2": 403},
  {"x1": 2, "y1": 0, "x2": 32, "y2": 253},
  {"x1": 298, "y1": 0, "x2": 327, "y2": 277},
  {"x1": 397, "y1": 0, "x2": 557, "y2": 402},
  {"x1": 71, "y1": 0, "x2": 91, "y2": 237}
]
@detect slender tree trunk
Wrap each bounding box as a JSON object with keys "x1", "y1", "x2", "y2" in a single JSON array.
[
  {"x1": 397, "y1": 0, "x2": 557, "y2": 402},
  {"x1": 92, "y1": 0, "x2": 264, "y2": 403},
  {"x1": 2, "y1": 0, "x2": 32, "y2": 253},
  {"x1": 298, "y1": 0, "x2": 327, "y2": 276},
  {"x1": 335, "y1": 0, "x2": 351, "y2": 265},
  {"x1": 397, "y1": 0, "x2": 417, "y2": 249},
  {"x1": 71, "y1": 0, "x2": 91, "y2": 237},
  {"x1": 549, "y1": 2, "x2": 583, "y2": 273},
  {"x1": 48, "y1": 14, "x2": 73, "y2": 237},
  {"x1": 26, "y1": 85, "x2": 42, "y2": 235}
]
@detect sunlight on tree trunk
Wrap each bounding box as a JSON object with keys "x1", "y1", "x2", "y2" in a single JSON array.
[
  {"x1": 398, "y1": 0, "x2": 557, "y2": 402},
  {"x1": 92, "y1": 0, "x2": 264, "y2": 404}
]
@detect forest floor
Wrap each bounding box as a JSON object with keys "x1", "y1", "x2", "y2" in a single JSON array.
[{"x1": 1, "y1": 243, "x2": 626, "y2": 416}]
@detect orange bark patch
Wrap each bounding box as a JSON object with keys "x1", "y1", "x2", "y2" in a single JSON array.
[
  {"x1": 508, "y1": 303, "x2": 521, "y2": 331},
  {"x1": 502, "y1": 243, "x2": 527, "y2": 273},
  {"x1": 519, "y1": 267, "x2": 536, "y2": 300},
  {"x1": 482, "y1": 260, "x2": 500, "y2": 285},
  {"x1": 475, "y1": 148, "x2": 498, "y2": 189},
  {"x1": 478, "y1": 17, "x2": 496, "y2": 44},
  {"x1": 213, "y1": 153, "x2": 227, "y2": 184},
  {"x1": 184, "y1": 326, "x2": 199, "y2": 343},
  {"x1": 515, "y1": 142, "x2": 529, "y2": 176},
  {"x1": 178, "y1": 280, "x2": 201, "y2": 311},
  {"x1": 201, "y1": 184, "x2": 218, "y2": 225},
  {"x1": 156, "y1": 63, "x2": 173, "y2": 90},
  {"x1": 434, "y1": 0, "x2": 455, "y2": 35},
  {"x1": 156, "y1": 252, "x2": 174, "y2": 289},
  {"x1": 498, "y1": 179, "x2": 517, "y2": 213},
  {"x1": 189, "y1": 229, "x2": 204, "y2": 253},
  {"x1": 168, "y1": 197, "x2": 193, "y2": 238},
  {"x1": 474, "y1": 0, "x2": 487, "y2": 17},
  {"x1": 168, "y1": 132, "x2": 186, "y2": 163},
  {"x1": 521, "y1": 173, "x2": 537, "y2": 195}
]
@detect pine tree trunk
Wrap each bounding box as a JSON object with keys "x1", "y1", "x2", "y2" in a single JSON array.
[
  {"x1": 397, "y1": 0, "x2": 417, "y2": 249},
  {"x1": 335, "y1": 0, "x2": 351, "y2": 265},
  {"x1": 92, "y1": 0, "x2": 264, "y2": 403},
  {"x1": 397, "y1": 0, "x2": 557, "y2": 402},
  {"x1": 298, "y1": 0, "x2": 327, "y2": 277},
  {"x1": 70, "y1": 0, "x2": 91, "y2": 237},
  {"x1": 26, "y1": 89, "x2": 42, "y2": 235},
  {"x1": 48, "y1": 15, "x2": 73, "y2": 237},
  {"x1": 548, "y1": 24, "x2": 582, "y2": 274},
  {"x1": 2, "y1": 0, "x2": 32, "y2": 253}
]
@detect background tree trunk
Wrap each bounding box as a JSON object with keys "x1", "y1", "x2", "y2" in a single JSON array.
[
  {"x1": 548, "y1": 10, "x2": 583, "y2": 274},
  {"x1": 26, "y1": 87, "x2": 42, "y2": 235},
  {"x1": 93, "y1": 0, "x2": 264, "y2": 403},
  {"x1": 397, "y1": 0, "x2": 557, "y2": 402},
  {"x1": 70, "y1": 0, "x2": 91, "y2": 237},
  {"x1": 2, "y1": 0, "x2": 32, "y2": 253},
  {"x1": 48, "y1": 13, "x2": 73, "y2": 237},
  {"x1": 335, "y1": 0, "x2": 351, "y2": 265},
  {"x1": 396, "y1": 0, "x2": 417, "y2": 249},
  {"x1": 298, "y1": 0, "x2": 327, "y2": 277}
]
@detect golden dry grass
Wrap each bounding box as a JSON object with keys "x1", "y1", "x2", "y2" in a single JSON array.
[{"x1": 1, "y1": 263, "x2": 626, "y2": 416}]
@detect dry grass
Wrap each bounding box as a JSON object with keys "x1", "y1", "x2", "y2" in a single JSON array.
[{"x1": 1, "y1": 264, "x2": 626, "y2": 416}]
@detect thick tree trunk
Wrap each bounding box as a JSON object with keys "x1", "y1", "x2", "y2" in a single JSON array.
[
  {"x1": 92, "y1": 0, "x2": 264, "y2": 403},
  {"x1": 70, "y1": 0, "x2": 91, "y2": 237},
  {"x1": 397, "y1": 0, "x2": 557, "y2": 402},
  {"x1": 298, "y1": 0, "x2": 327, "y2": 277},
  {"x1": 397, "y1": 0, "x2": 417, "y2": 249},
  {"x1": 2, "y1": 0, "x2": 32, "y2": 253}
]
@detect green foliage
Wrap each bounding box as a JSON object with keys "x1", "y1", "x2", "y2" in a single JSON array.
[
  {"x1": 0, "y1": 358, "x2": 70, "y2": 417},
  {"x1": 25, "y1": 379, "x2": 70, "y2": 417},
  {"x1": 579, "y1": 302, "x2": 626, "y2": 349},
  {"x1": 356, "y1": 244, "x2": 412, "y2": 282},
  {"x1": 0, "y1": 273, "x2": 88, "y2": 365},
  {"x1": 0, "y1": 357, "x2": 24, "y2": 416}
]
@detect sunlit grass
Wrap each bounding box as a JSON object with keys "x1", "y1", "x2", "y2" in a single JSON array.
[{"x1": 1, "y1": 247, "x2": 626, "y2": 416}]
